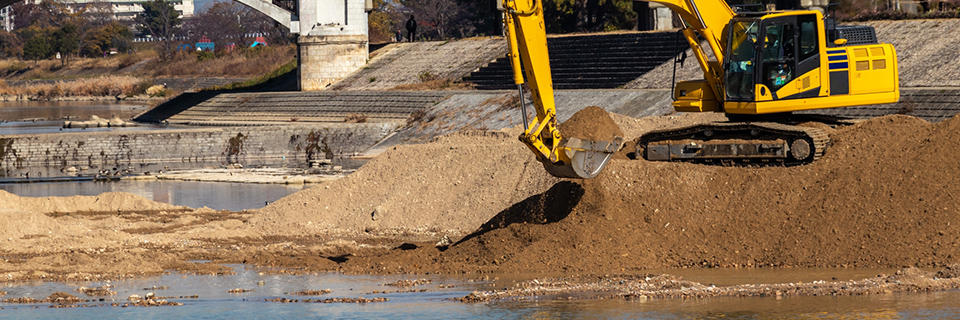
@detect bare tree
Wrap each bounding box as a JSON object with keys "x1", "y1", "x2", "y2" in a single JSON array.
[{"x1": 135, "y1": 0, "x2": 181, "y2": 60}]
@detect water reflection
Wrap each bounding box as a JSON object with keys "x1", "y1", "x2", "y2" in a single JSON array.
[{"x1": 2, "y1": 267, "x2": 960, "y2": 319}]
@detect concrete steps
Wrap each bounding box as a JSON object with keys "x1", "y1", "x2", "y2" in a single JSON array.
[
  {"x1": 804, "y1": 88, "x2": 960, "y2": 123},
  {"x1": 464, "y1": 32, "x2": 685, "y2": 90},
  {"x1": 153, "y1": 91, "x2": 452, "y2": 125}
]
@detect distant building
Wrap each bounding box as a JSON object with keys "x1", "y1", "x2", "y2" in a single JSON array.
[
  {"x1": 0, "y1": 0, "x2": 194, "y2": 32},
  {"x1": 68, "y1": 0, "x2": 195, "y2": 20},
  {"x1": 106, "y1": 0, "x2": 193, "y2": 20},
  {"x1": 0, "y1": 6, "x2": 12, "y2": 31}
]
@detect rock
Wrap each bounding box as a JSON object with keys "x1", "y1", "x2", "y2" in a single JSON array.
[{"x1": 436, "y1": 235, "x2": 452, "y2": 247}]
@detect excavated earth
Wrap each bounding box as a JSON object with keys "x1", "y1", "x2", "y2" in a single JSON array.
[{"x1": 3, "y1": 108, "x2": 960, "y2": 301}]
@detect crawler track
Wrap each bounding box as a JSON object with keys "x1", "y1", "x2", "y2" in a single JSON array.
[{"x1": 637, "y1": 122, "x2": 830, "y2": 166}]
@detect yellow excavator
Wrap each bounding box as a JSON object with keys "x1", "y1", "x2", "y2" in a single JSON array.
[{"x1": 500, "y1": 0, "x2": 899, "y2": 178}]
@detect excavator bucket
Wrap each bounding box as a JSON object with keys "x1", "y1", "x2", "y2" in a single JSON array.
[{"x1": 541, "y1": 137, "x2": 625, "y2": 179}]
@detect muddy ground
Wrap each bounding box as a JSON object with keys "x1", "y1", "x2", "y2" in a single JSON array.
[{"x1": 2, "y1": 109, "x2": 960, "y2": 302}]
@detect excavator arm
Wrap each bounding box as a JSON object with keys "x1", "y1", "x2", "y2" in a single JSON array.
[{"x1": 501, "y1": 0, "x2": 623, "y2": 179}]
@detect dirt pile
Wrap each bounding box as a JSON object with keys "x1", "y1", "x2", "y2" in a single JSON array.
[
  {"x1": 254, "y1": 130, "x2": 561, "y2": 236},
  {"x1": 559, "y1": 106, "x2": 625, "y2": 141},
  {"x1": 252, "y1": 109, "x2": 715, "y2": 237},
  {"x1": 332, "y1": 111, "x2": 960, "y2": 274},
  {"x1": 0, "y1": 190, "x2": 185, "y2": 214}
]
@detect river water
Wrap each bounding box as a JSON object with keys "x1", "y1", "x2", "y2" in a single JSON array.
[
  {"x1": 1, "y1": 267, "x2": 960, "y2": 318},
  {"x1": 0, "y1": 101, "x2": 314, "y2": 210},
  {"x1": 3, "y1": 102, "x2": 960, "y2": 317}
]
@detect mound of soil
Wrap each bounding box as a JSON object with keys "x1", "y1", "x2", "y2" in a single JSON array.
[
  {"x1": 332, "y1": 112, "x2": 960, "y2": 274},
  {"x1": 254, "y1": 130, "x2": 561, "y2": 236},
  {"x1": 559, "y1": 106, "x2": 625, "y2": 141},
  {"x1": 0, "y1": 190, "x2": 185, "y2": 214}
]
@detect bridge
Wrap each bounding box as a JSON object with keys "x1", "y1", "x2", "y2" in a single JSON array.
[{"x1": 230, "y1": 0, "x2": 373, "y2": 91}]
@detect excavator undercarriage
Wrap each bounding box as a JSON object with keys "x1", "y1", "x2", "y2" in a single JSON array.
[{"x1": 636, "y1": 122, "x2": 830, "y2": 166}]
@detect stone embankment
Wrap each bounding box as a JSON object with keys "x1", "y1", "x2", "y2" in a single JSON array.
[{"x1": 0, "y1": 124, "x2": 395, "y2": 172}]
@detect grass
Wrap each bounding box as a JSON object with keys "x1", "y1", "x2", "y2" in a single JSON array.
[
  {"x1": 0, "y1": 45, "x2": 294, "y2": 81},
  {"x1": 0, "y1": 75, "x2": 150, "y2": 98},
  {"x1": 0, "y1": 51, "x2": 158, "y2": 80},
  {"x1": 151, "y1": 45, "x2": 297, "y2": 78},
  {"x1": 205, "y1": 58, "x2": 297, "y2": 91}
]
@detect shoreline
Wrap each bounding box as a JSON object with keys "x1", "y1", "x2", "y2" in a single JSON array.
[{"x1": 0, "y1": 94, "x2": 166, "y2": 103}]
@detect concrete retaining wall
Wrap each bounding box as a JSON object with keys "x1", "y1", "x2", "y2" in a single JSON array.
[{"x1": 0, "y1": 123, "x2": 398, "y2": 170}]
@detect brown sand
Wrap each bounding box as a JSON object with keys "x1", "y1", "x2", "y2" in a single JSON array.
[
  {"x1": 559, "y1": 106, "x2": 625, "y2": 141},
  {"x1": 326, "y1": 112, "x2": 960, "y2": 274},
  {"x1": 2, "y1": 109, "x2": 960, "y2": 285}
]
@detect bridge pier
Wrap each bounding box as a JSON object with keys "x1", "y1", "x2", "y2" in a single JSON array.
[
  {"x1": 297, "y1": 35, "x2": 368, "y2": 91},
  {"x1": 233, "y1": 0, "x2": 371, "y2": 91}
]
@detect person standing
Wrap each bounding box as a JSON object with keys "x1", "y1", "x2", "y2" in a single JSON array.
[{"x1": 405, "y1": 16, "x2": 417, "y2": 42}]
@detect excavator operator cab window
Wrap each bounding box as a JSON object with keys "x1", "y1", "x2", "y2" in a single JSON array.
[
  {"x1": 724, "y1": 19, "x2": 760, "y2": 101},
  {"x1": 761, "y1": 24, "x2": 795, "y2": 92}
]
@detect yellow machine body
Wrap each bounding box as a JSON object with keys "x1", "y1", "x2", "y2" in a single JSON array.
[
  {"x1": 673, "y1": 10, "x2": 900, "y2": 115},
  {"x1": 501, "y1": 0, "x2": 900, "y2": 177}
]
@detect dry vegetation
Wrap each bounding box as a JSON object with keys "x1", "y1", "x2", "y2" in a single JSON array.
[
  {"x1": 0, "y1": 44, "x2": 297, "y2": 99},
  {"x1": 0, "y1": 45, "x2": 296, "y2": 80},
  {"x1": 149, "y1": 45, "x2": 296, "y2": 78},
  {"x1": 0, "y1": 51, "x2": 156, "y2": 79},
  {"x1": 389, "y1": 79, "x2": 473, "y2": 91},
  {"x1": 0, "y1": 76, "x2": 151, "y2": 98}
]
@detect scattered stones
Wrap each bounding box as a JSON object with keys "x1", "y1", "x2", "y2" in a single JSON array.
[
  {"x1": 367, "y1": 289, "x2": 427, "y2": 294},
  {"x1": 228, "y1": 288, "x2": 255, "y2": 293},
  {"x1": 2, "y1": 297, "x2": 42, "y2": 304},
  {"x1": 257, "y1": 297, "x2": 389, "y2": 303},
  {"x1": 455, "y1": 267, "x2": 960, "y2": 303},
  {"x1": 75, "y1": 286, "x2": 117, "y2": 296},
  {"x1": 46, "y1": 292, "x2": 83, "y2": 304},
  {"x1": 383, "y1": 279, "x2": 432, "y2": 287},
  {"x1": 287, "y1": 289, "x2": 332, "y2": 295},
  {"x1": 142, "y1": 286, "x2": 170, "y2": 290},
  {"x1": 435, "y1": 235, "x2": 452, "y2": 248}
]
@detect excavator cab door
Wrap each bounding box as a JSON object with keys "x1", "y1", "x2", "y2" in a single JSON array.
[
  {"x1": 756, "y1": 13, "x2": 822, "y2": 100},
  {"x1": 724, "y1": 13, "x2": 822, "y2": 102}
]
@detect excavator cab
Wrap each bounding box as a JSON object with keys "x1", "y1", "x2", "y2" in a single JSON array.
[
  {"x1": 716, "y1": 11, "x2": 899, "y2": 114},
  {"x1": 723, "y1": 13, "x2": 821, "y2": 104}
]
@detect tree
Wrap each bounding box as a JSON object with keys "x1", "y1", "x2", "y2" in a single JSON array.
[
  {"x1": 80, "y1": 1, "x2": 117, "y2": 28},
  {"x1": 187, "y1": 1, "x2": 292, "y2": 47},
  {"x1": 52, "y1": 23, "x2": 79, "y2": 66},
  {"x1": 135, "y1": 0, "x2": 181, "y2": 60},
  {"x1": 368, "y1": 0, "x2": 403, "y2": 42},
  {"x1": 402, "y1": 0, "x2": 469, "y2": 39},
  {"x1": 0, "y1": 30, "x2": 23, "y2": 59},
  {"x1": 82, "y1": 21, "x2": 133, "y2": 57},
  {"x1": 23, "y1": 35, "x2": 52, "y2": 62}
]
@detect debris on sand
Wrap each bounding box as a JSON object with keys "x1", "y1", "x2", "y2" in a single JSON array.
[
  {"x1": 456, "y1": 267, "x2": 960, "y2": 302},
  {"x1": 75, "y1": 286, "x2": 116, "y2": 296},
  {"x1": 384, "y1": 279, "x2": 432, "y2": 287},
  {"x1": 228, "y1": 288, "x2": 255, "y2": 293},
  {"x1": 288, "y1": 289, "x2": 332, "y2": 295}
]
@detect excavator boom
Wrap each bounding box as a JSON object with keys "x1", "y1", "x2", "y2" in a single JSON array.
[{"x1": 500, "y1": 0, "x2": 624, "y2": 179}]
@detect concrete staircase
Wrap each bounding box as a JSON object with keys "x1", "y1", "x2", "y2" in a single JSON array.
[
  {"x1": 464, "y1": 32, "x2": 685, "y2": 90},
  {"x1": 149, "y1": 91, "x2": 452, "y2": 125},
  {"x1": 804, "y1": 88, "x2": 960, "y2": 123}
]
